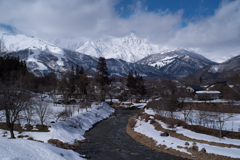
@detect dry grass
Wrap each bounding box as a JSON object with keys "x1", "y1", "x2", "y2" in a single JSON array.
[
  {"x1": 128, "y1": 116, "x2": 137, "y2": 128},
  {"x1": 126, "y1": 123, "x2": 192, "y2": 159},
  {"x1": 48, "y1": 139, "x2": 81, "y2": 150},
  {"x1": 111, "y1": 103, "x2": 121, "y2": 108}
]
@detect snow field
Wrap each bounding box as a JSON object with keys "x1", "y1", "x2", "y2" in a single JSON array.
[
  {"x1": 145, "y1": 107, "x2": 240, "y2": 132},
  {"x1": 0, "y1": 137, "x2": 83, "y2": 160},
  {"x1": 133, "y1": 108, "x2": 240, "y2": 158}
]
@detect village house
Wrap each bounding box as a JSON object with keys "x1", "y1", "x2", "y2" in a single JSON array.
[
  {"x1": 206, "y1": 81, "x2": 240, "y2": 100},
  {"x1": 195, "y1": 91, "x2": 220, "y2": 101},
  {"x1": 186, "y1": 85, "x2": 203, "y2": 93}
]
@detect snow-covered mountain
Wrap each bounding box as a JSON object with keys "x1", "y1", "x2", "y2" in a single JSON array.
[
  {"x1": 0, "y1": 32, "x2": 163, "y2": 77},
  {"x1": 191, "y1": 55, "x2": 240, "y2": 81},
  {"x1": 208, "y1": 55, "x2": 240, "y2": 73},
  {"x1": 0, "y1": 31, "x2": 69, "y2": 76},
  {"x1": 0, "y1": 31, "x2": 221, "y2": 78},
  {"x1": 76, "y1": 33, "x2": 162, "y2": 63},
  {"x1": 0, "y1": 32, "x2": 64, "y2": 55},
  {"x1": 137, "y1": 49, "x2": 217, "y2": 77},
  {"x1": 14, "y1": 49, "x2": 164, "y2": 77}
]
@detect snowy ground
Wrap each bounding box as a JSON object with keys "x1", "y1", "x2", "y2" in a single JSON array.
[
  {"x1": 0, "y1": 137, "x2": 82, "y2": 160},
  {"x1": 0, "y1": 94, "x2": 115, "y2": 160},
  {"x1": 134, "y1": 108, "x2": 240, "y2": 159},
  {"x1": 145, "y1": 108, "x2": 240, "y2": 132}
]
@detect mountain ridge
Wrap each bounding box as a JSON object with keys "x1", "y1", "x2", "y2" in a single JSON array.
[{"x1": 137, "y1": 48, "x2": 217, "y2": 78}]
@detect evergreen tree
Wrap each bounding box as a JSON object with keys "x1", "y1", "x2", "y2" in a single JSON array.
[
  {"x1": 126, "y1": 70, "x2": 146, "y2": 96},
  {"x1": 95, "y1": 57, "x2": 110, "y2": 101},
  {"x1": 126, "y1": 70, "x2": 137, "y2": 95},
  {"x1": 138, "y1": 76, "x2": 146, "y2": 96},
  {"x1": 0, "y1": 55, "x2": 28, "y2": 85},
  {"x1": 76, "y1": 64, "x2": 80, "y2": 80},
  {"x1": 199, "y1": 76, "x2": 202, "y2": 83},
  {"x1": 79, "y1": 66, "x2": 84, "y2": 74},
  {"x1": 126, "y1": 70, "x2": 135, "y2": 89}
]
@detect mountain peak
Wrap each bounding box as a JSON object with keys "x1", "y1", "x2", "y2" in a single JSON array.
[
  {"x1": 76, "y1": 33, "x2": 161, "y2": 62},
  {"x1": 129, "y1": 32, "x2": 137, "y2": 38}
]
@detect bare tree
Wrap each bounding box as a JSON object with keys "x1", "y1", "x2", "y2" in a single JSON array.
[
  {"x1": 24, "y1": 100, "x2": 35, "y2": 126},
  {"x1": 79, "y1": 101, "x2": 91, "y2": 112},
  {"x1": 54, "y1": 106, "x2": 71, "y2": 122},
  {"x1": 35, "y1": 101, "x2": 53, "y2": 126},
  {"x1": 58, "y1": 74, "x2": 70, "y2": 104},
  {"x1": 182, "y1": 103, "x2": 193, "y2": 122},
  {"x1": 85, "y1": 82, "x2": 95, "y2": 103},
  {"x1": 0, "y1": 89, "x2": 30, "y2": 138},
  {"x1": 214, "y1": 105, "x2": 233, "y2": 138}
]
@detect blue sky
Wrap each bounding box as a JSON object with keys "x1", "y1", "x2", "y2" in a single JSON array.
[
  {"x1": 0, "y1": 0, "x2": 239, "y2": 62},
  {"x1": 116, "y1": 0, "x2": 220, "y2": 19}
]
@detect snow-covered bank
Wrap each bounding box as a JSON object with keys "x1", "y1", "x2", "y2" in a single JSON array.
[
  {"x1": 134, "y1": 119, "x2": 240, "y2": 159},
  {"x1": 0, "y1": 102, "x2": 115, "y2": 160},
  {"x1": 30, "y1": 102, "x2": 115, "y2": 144},
  {"x1": 132, "y1": 108, "x2": 240, "y2": 159}
]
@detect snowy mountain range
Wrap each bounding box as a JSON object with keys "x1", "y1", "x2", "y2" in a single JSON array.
[
  {"x1": 0, "y1": 31, "x2": 164, "y2": 77},
  {"x1": 137, "y1": 49, "x2": 217, "y2": 77},
  {"x1": 76, "y1": 33, "x2": 162, "y2": 63},
  {"x1": 0, "y1": 30, "x2": 227, "y2": 78}
]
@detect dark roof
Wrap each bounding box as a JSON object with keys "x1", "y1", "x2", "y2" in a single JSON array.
[{"x1": 189, "y1": 85, "x2": 203, "y2": 90}]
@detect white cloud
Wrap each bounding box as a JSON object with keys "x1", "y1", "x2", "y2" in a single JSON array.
[
  {"x1": 0, "y1": 0, "x2": 239, "y2": 62},
  {"x1": 166, "y1": 0, "x2": 240, "y2": 62}
]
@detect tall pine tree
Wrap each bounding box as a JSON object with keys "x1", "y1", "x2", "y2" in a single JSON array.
[
  {"x1": 95, "y1": 57, "x2": 110, "y2": 101},
  {"x1": 126, "y1": 70, "x2": 136, "y2": 95}
]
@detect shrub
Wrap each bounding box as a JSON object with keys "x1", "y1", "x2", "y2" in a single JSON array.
[
  {"x1": 17, "y1": 135, "x2": 29, "y2": 138},
  {"x1": 36, "y1": 125, "x2": 50, "y2": 132}
]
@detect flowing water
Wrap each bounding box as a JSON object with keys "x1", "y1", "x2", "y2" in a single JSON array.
[{"x1": 76, "y1": 108, "x2": 187, "y2": 160}]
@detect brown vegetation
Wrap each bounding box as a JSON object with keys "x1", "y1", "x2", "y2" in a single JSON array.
[
  {"x1": 48, "y1": 139, "x2": 82, "y2": 150},
  {"x1": 0, "y1": 123, "x2": 50, "y2": 133}
]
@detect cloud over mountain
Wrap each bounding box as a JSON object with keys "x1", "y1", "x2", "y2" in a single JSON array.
[{"x1": 0, "y1": 0, "x2": 239, "y2": 62}]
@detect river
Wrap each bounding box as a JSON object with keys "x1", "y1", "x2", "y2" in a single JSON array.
[{"x1": 76, "y1": 107, "x2": 187, "y2": 160}]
